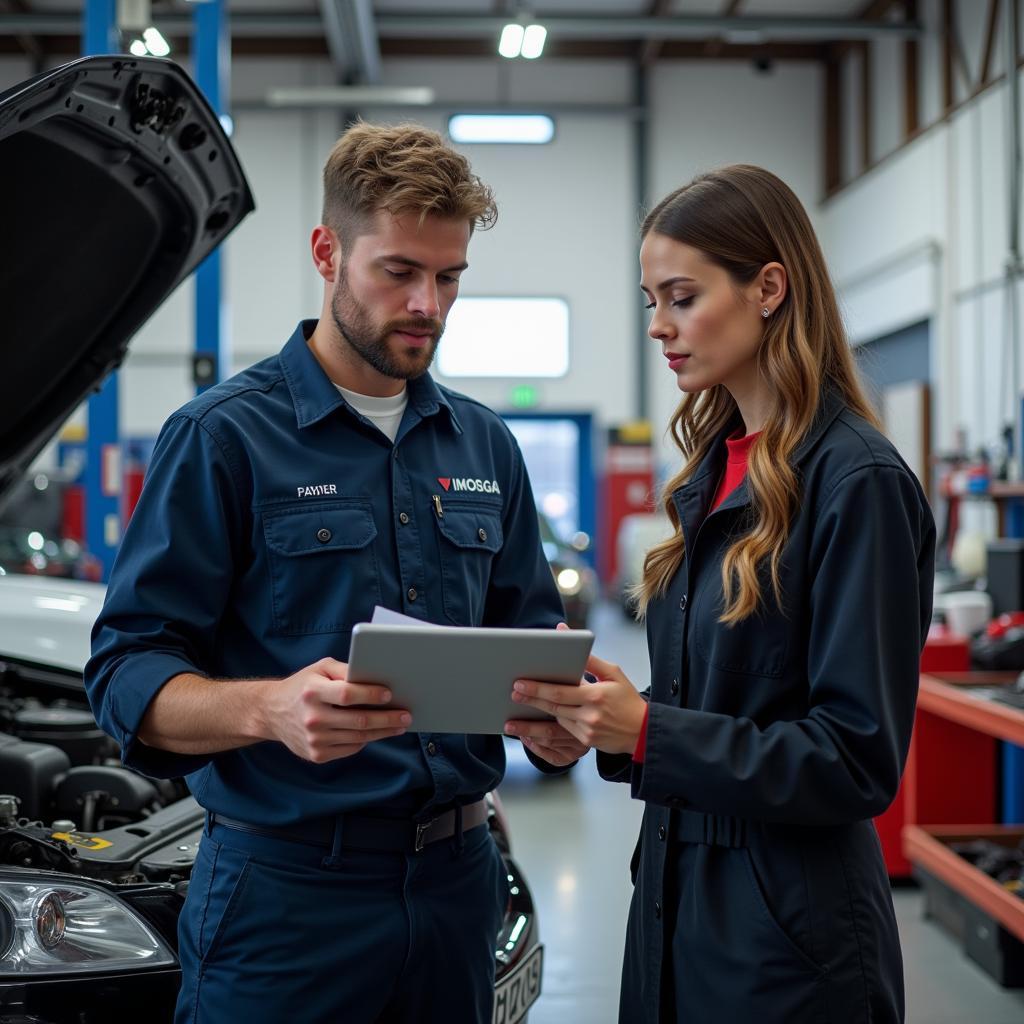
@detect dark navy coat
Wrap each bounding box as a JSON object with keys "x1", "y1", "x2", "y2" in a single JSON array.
[
  {"x1": 598, "y1": 389, "x2": 936, "y2": 1023},
  {"x1": 86, "y1": 320, "x2": 566, "y2": 827}
]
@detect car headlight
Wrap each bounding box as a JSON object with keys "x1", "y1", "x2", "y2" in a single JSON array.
[
  {"x1": 0, "y1": 872, "x2": 176, "y2": 974},
  {"x1": 556, "y1": 568, "x2": 582, "y2": 596}
]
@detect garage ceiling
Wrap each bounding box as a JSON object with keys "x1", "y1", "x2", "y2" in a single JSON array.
[{"x1": 0, "y1": 1, "x2": 921, "y2": 67}]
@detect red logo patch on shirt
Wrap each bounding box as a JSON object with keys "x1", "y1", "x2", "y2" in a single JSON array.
[{"x1": 438, "y1": 477, "x2": 451, "y2": 491}]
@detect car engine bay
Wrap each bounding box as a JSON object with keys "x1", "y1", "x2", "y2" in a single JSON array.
[{"x1": 0, "y1": 658, "x2": 202, "y2": 887}]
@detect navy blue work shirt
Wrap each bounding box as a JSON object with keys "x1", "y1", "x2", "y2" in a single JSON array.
[{"x1": 85, "y1": 320, "x2": 566, "y2": 826}]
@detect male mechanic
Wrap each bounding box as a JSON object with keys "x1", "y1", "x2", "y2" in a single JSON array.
[{"x1": 85, "y1": 122, "x2": 587, "y2": 1024}]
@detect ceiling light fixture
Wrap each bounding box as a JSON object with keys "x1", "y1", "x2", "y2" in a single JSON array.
[
  {"x1": 520, "y1": 24, "x2": 547, "y2": 60},
  {"x1": 141, "y1": 26, "x2": 170, "y2": 56},
  {"x1": 498, "y1": 23, "x2": 525, "y2": 59},
  {"x1": 498, "y1": 13, "x2": 547, "y2": 60},
  {"x1": 266, "y1": 85, "x2": 435, "y2": 108},
  {"x1": 448, "y1": 114, "x2": 555, "y2": 145}
]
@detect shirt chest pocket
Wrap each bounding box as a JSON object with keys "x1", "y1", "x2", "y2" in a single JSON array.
[
  {"x1": 263, "y1": 502, "x2": 382, "y2": 636},
  {"x1": 433, "y1": 503, "x2": 503, "y2": 625}
]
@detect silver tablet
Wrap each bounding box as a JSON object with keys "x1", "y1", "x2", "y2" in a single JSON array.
[{"x1": 346, "y1": 623, "x2": 594, "y2": 734}]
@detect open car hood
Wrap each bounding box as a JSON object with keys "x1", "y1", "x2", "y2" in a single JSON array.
[{"x1": 0, "y1": 55, "x2": 255, "y2": 500}]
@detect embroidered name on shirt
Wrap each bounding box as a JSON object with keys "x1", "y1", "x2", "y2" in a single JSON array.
[
  {"x1": 297, "y1": 484, "x2": 339, "y2": 497},
  {"x1": 437, "y1": 477, "x2": 501, "y2": 495}
]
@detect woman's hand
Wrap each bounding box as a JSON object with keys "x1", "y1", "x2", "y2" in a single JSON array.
[
  {"x1": 506, "y1": 651, "x2": 648, "y2": 756},
  {"x1": 504, "y1": 718, "x2": 591, "y2": 766}
]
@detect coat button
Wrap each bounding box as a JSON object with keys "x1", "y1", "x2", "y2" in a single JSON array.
[
  {"x1": 316, "y1": 528, "x2": 332, "y2": 543},
  {"x1": 670, "y1": 677, "x2": 679, "y2": 696},
  {"x1": 399, "y1": 512, "x2": 410, "y2": 525},
  {"x1": 407, "y1": 588, "x2": 418, "y2": 602},
  {"x1": 679, "y1": 594, "x2": 687, "y2": 611},
  {"x1": 658, "y1": 824, "x2": 666, "y2": 841},
  {"x1": 426, "y1": 741, "x2": 437, "y2": 755},
  {"x1": 654, "y1": 901, "x2": 662, "y2": 919},
  {"x1": 478, "y1": 528, "x2": 488, "y2": 542}
]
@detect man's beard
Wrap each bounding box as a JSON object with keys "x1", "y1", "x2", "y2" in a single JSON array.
[{"x1": 330, "y1": 273, "x2": 443, "y2": 381}]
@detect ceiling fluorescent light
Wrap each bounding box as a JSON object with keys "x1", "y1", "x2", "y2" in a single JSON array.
[
  {"x1": 266, "y1": 86, "x2": 435, "y2": 108},
  {"x1": 499, "y1": 23, "x2": 525, "y2": 59},
  {"x1": 520, "y1": 24, "x2": 547, "y2": 60},
  {"x1": 141, "y1": 26, "x2": 170, "y2": 56},
  {"x1": 448, "y1": 114, "x2": 555, "y2": 145}
]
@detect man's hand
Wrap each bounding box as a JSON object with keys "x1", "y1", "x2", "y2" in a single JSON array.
[
  {"x1": 506, "y1": 651, "x2": 647, "y2": 756},
  {"x1": 259, "y1": 658, "x2": 411, "y2": 764}
]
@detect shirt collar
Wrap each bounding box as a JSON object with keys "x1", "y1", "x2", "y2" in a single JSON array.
[{"x1": 279, "y1": 319, "x2": 462, "y2": 434}]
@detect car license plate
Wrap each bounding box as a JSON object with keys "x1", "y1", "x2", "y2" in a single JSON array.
[{"x1": 493, "y1": 944, "x2": 543, "y2": 1024}]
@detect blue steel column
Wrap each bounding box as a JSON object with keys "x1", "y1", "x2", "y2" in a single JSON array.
[
  {"x1": 194, "y1": 0, "x2": 230, "y2": 393},
  {"x1": 84, "y1": 0, "x2": 121, "y2": 581}
]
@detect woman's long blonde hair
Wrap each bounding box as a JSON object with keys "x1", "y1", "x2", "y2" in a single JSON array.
[{"x1": 632, "y1": 165, "x2": 879, "y2": 623}]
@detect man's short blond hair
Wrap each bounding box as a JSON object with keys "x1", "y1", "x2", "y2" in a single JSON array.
[{"x1": 322, "y1": 121, "x2": 497, "y2": 246}]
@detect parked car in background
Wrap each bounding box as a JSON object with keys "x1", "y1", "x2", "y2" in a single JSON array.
[
  {"x1": 0, "y1": 525, "x2": 101, "y2": 581},
  {"x1": 538, "y1": 510, "x2": 598, "y2": 629},
  {"x1": 0, "y1": 55, "x2": 541, "y2": 1024},
  {"x1": 613, "y1": 511, "x2": 673, "y2": 618}
]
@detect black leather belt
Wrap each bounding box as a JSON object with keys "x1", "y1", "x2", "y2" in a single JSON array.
[{"x1": 210, "y1": 799, "x2": 489, "y2": 854}]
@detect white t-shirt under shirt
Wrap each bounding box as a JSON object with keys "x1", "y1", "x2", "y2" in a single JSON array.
[{"x1": 335, "y1": 384, "x2": 408, "y2": 443}]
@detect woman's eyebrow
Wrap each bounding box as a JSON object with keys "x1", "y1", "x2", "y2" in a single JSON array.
[{"x1": 640, "y1": 275, "x2": 696, "y2": 293}]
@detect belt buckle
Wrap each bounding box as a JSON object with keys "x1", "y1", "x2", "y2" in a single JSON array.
[{"x1": 414, "y1": 818, "x2": 435, "y2": 852}]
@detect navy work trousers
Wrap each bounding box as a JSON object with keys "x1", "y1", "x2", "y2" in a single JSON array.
[{"x1": 173, "y1": 818, "x2": 507, "y2": 1024}]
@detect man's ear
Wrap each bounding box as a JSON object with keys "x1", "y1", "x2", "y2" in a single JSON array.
[
  {"x1": 758, "y1": 261, "x2": 787, "y2": 314},
  {"x1": 311, "y1": 225, "x2": 341, "y2": 283}
]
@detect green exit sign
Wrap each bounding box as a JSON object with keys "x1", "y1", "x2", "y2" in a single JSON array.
[{"x1": 510, "y1": 385, "x2": 539, "y2": 408}]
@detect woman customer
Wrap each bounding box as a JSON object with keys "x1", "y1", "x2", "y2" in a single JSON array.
[{"x1": 506, "y1": 165, "x2": 936, "y2": 1023}]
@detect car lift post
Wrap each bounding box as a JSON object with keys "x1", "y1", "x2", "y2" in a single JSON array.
[
  {"x1": 83, "y1": 0, "x2": 121, "y2": 582},
  {"x1": 193, "y1": 0, "x2": 231, "y2": 395}
]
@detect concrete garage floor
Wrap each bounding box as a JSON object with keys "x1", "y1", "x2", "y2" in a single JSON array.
[{"x1": 498, "y1": 602, "x2": 1024, "y2": 1024}]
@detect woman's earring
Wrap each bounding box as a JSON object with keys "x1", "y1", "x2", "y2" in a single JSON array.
[{"x1": 761, "y1": 308, "x2": 770, "y2": 318}]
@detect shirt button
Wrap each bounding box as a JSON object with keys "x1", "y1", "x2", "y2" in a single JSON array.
[
  {"x1": 407, "y1": 588, "x2": 418, "y2": 602},
  {"x1": 670, "y1": 677, "x2": 680, "y2": 696},
  {"x1": 658, "y1": 824, "x2": 666, "y2": 841},
  {"x1": 478, "y1": 528, "x2": 488, "y2": 542},
  {"x1": 679, "y1": 594, "x2": 687, "y2": 611},
  {"x1": 426, "y1": 741, "x2": 437, "y2": 755},
  {"x1": 316, "y1": 528, "x2": 332, "y2": 543},
  {"x1": 654, "y1": 901, "x2": 662, "y2": 919},
  {"x1": 399, "y1": 512, "x2": 410, "y2": 525}
]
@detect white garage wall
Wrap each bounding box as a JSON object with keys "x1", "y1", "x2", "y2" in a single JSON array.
[
  {"x1": 821, "y1": 0, "x2": 1024, "y2": 473},
  {"x1": 645, "y1": 59, "x2": 824, "y2": 485}
]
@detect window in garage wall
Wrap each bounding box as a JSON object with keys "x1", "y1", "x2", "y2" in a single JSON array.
[
  {"x1": 855, "y1": 319, "x2": 932, "y2": 493},
  {"x1": 854, "y1": 319, "x2": 930, "y2": 408},
  {"x1": 438, "y1": 297, "x2": 569, "y2": 378}
]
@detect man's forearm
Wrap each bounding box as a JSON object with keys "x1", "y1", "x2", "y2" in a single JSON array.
[{"x1": 137, "y1": 673, "x2": 270, "y2": 755}]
